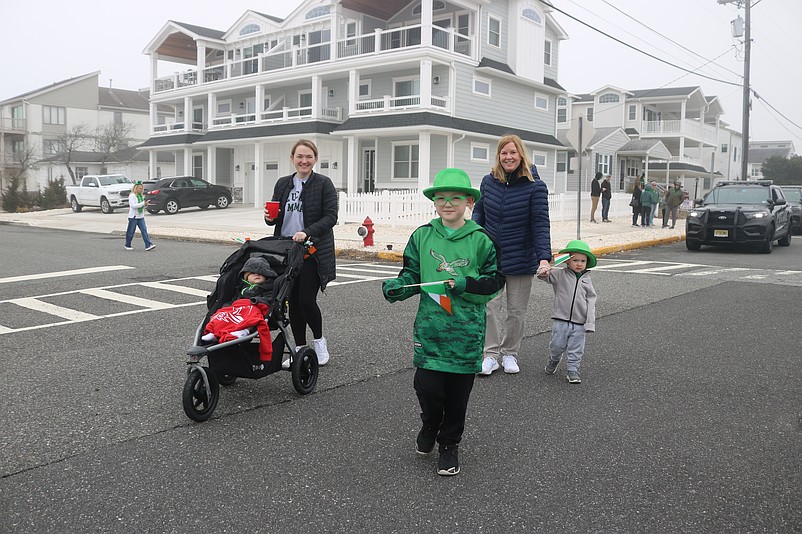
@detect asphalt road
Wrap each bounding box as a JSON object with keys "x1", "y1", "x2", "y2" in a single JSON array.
[{"x1": 1, "y1": 225, "x2": 800, "y2": 533}]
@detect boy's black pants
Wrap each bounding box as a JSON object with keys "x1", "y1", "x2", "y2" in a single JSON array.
[{"x1": 414, "y1": 368, "x2": 475, "y2": 447}]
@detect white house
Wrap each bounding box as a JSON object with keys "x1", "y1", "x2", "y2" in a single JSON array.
[{"x1": 747, "y1": 140, "x2": 795, "y2": 180}]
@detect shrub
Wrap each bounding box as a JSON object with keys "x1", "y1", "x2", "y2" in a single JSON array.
[
  {"x1": 1, "y1": 176, "x2": 30, "y2": 213},
  {"x1": 38, "y1": 177, "x2": 68, "y2": 210}
]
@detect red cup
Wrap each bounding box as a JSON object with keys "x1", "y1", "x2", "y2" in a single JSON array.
[{"x1": 265, "y1": 201, "x2": 280, "y2": 219}]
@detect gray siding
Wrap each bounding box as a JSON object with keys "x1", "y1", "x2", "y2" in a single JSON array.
[
  {"x1": 28, "y1": 77, "x2": 98, "y2": 110},
  {"x1": 479, "y1": 0, "x2": 509, "y2": 65}
]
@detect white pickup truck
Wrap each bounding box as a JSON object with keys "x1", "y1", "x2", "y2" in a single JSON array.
[{"x1": 66, "y1": 174, "x2": 133, "y2": 214}]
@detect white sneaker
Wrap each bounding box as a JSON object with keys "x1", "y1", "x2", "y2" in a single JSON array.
[
  {"x1": 313, "y1": 337, "x2": 329, "y2": 366},
  {"x1": 501, "y1": 354, "x2": 520, "y2": 374},
  {"x1": 479, "y1": 357, "x2": 499, "y2": 376}
]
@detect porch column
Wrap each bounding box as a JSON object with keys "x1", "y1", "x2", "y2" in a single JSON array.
[
  {"x1": 680, "y1": 100, "x2": 687, "y2": 133},
  {"x1": 150, "y1": 53, "x2": 159, "y2": 94},
  {"x1": 149, "y1": 150, "x2": 157, "y2": 180},
  {"x1": 418, "y1": 131, "x2": 431, "y2": 191},
  {"x1": 420, "y1": 59, "x2": 432, "y2": 108},
  {"x1": 196, "y1": 44, "x2": 206, "y2": 84},
  {"x1": 644, "y1": 155, "x2": 650, "y2": 180},
  {"x1": 254, "y1": 143, "x2": 263, "y2": 208},
  {"x1": 330, "y1": 11, "x2": 338, "y2": 60},
  {"x1": 347, "y1": 136, "x2": 358, "y2": 194},
  {"x1": 679, "y1": 137, "x2": 685, "y2": 163},
  {"x1": 207, "y1": 146, "x2": 216, "y2": 183},
  {"x1": 207, "y1": 93, "x2": 215, "y2": 128},
  {"x1": 311, "y1": 75, "x2": 321, "y2": 119},
  {"x1": 348, "y1": 69, "x2": 358, "y2": 115},
  {"x1": 149, "y1": 102, "x2": 157, "y2": 135},
  {"x1": 183, "y1": 97, "x2": 192, "y2": 131},
  {"x1": 255, "y1": 84, "x2": 263, "y2": 122},
  {"x1": 421, "y1": 0, "x2": 433, "y2": 47},
  {"x1": 183, "y1": 147, "x2": 192, "y2": 177}
]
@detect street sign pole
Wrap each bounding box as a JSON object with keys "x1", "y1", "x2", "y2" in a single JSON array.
[{"x1": 576, "y1": 117, "x2": 583, "y2": 239}]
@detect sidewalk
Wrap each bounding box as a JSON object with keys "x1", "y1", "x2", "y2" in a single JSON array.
[{"x1": 0, "y1": 205, "x2": 685, "y2": 261}]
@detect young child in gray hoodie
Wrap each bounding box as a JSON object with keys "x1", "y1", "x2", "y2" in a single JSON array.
[{"x1": 537, "y1": 240, "x2": 597, "y2": 384}]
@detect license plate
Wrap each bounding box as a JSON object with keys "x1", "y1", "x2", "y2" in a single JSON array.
[{"x1": 713, "y1": 229, "x2": 728, "y2": 238}]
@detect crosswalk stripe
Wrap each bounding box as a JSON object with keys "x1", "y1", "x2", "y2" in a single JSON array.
[
  {"x1": 140, "y1": 282, "x2": 211, "y2": 297},
  {"x1": 0, "y1": 324, "x2": 13, "y2": 333},
  {"x1": 80, "y1": 288, "x2": 175, "y2": 309},
  {"x1": 591, "y1": 260, "x2": 652, "y2": 270},
  {"x1": 625, "y1": 263, "x2": 698, "y2": 274},
  {"x1": 0, "y1": 265, "x2": 135, "y2": 284},
  {"x1": 334, "y1": 273, "x2": 389, "y2": 280},
  {"x1": 195, "y1": 275, "x2": 220, "y2": 282},
  {"x1": 10, "y1": 298, "x2": 99, "y2": 321}
]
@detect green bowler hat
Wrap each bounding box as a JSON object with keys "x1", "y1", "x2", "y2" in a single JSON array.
[
  {"x1": 422, "y1": 168, "x2": 481, "y2": 202},
  {"x1": 558, "y1": 239, "x2": 597, "y2": 269}
]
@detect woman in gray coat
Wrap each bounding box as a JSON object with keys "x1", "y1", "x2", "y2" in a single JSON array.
[{"x1": 264, "y1": 139, "x2": 338, "y2": 365}]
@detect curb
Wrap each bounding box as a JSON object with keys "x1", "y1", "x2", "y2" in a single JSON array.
[{"x1": 589, "y1": 234, "x2": 686, "y2": 257}]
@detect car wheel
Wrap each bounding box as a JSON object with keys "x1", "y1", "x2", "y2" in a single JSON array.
[
  {"x1": 760, "y1": 224, "x2": 774, "y2": 254},
  {"x1": 100, "y1": 197, "x2": 113, "y2": 214},
  {"x1": 215, "y1": 195, "x2": 230, "y2": 209},
  {"x1": 685, "y1": 238, "x2": 701, "y2": 251},
  {"x1": 146, "y1": 208, "x2": 159, "y2": 214},
  {"x1": 778, "y1": 229, "x2": 791, "y2": 246},
  {"x1": 70, "y1": 197, "x2": 82, "y2": 213},
  {"x1": 165, "y1": 198, "x2": 180, "y2": 215}
]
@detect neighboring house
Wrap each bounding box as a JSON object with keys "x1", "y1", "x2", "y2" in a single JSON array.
[
  {"x1": 747, "y1": 140, "x2": 795, "y2": 180},
  {"x1": 140, "y1": 0, "x2": 568, "y2": 207},
  {"x1": 557, "y1": 85, "x2": 738, "y2": 195},
  {"x1": 0, "y1": 72, "x2": 174, "y2": 192}
]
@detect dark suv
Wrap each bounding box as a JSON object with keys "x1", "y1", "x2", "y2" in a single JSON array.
[
  {"x1": 780, "y1": 185, "x2": 802, "y2": 235},
  {"x1": 685, "y1": 180, "x2": 791, "y2": 253},
  {"x1": 144, "y1": 177, "x2": 232, "y2": 215}
]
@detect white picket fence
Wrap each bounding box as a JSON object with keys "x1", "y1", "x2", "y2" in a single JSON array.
[{"x1": 338, "y1": 190, "x2": 635, "y2": 225}]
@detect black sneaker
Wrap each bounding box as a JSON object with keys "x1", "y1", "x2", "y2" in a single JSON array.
[
  {"x1": 567, "y1": 371, "x2": 582, "y2": 384},
  {"x1": 437, "y1": 445, "x2": 460, "y2": 476},
  {"x1": 544, "y1": 359, "x2": 559, "y2": 375},
  {"x1": 416, "y1": 426, "x2": 437, "y2": 455}
]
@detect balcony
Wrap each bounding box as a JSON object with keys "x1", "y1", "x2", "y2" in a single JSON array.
[
  {"x1": 152, "y1": 25, "x2": 474, "y2": 94},
  {"x1": 354, "y1": 95, "x2": 450, "y2": 114},
  {"x1": 0, "y1": 116, "x2": 26, "y2": 133},
  {"x1": 641, "y1": 119, "x2": 717, "y2": 146},
  {"x1": 152, "y1": 106, "x2": 343, "y2": 135}
]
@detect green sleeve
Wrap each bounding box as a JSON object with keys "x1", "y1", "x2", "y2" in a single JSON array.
[{"x1": 382, "y1": 234, "x2": 422, "y2": 302}]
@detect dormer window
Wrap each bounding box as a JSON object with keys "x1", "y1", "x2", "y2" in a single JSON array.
[
  {"x1": 239, "y1": 24, "x2": 260, "y2": 36},
  {"x1": 522, "y1": 7, "x2": 543, "y2": 24},
  {"x1": 305, "y1": 6, "x2": 330, "y2": 19},
  {"x1": 599, "y1": 93, "x2": 620, "y2": 103},
  {"x1": 412, "y1": 1, "x2": 445, "y2": 15}
]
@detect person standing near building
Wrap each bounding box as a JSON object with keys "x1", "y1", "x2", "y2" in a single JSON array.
[
  {"x1": 472, "y1": 134, "x2": 552, "y2": 375},
  {"x1": 639, "y1": 182, "x2": 657, "y2": 227},
  {"x1": 600, "y1": 174, "x2": 612, "y2": 222},
  {"x1": 663, "y1": 181, "x2": 684, "y2": 229},
  {"x1": 630, "y1": 182, "x2": 642, "y2": 226},
  {"x1": 589, "y1": 172, "x2": 602, "y2": 223},
  {"x1": 264, "y1": 139, "x2": 338, "y2": 365}
]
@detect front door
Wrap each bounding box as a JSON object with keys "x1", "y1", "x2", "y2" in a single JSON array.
[
  {"x1": 362, "y1": 148, "x2": 376, "y2": 192},
  {"x1": 243, "y1": 161, "x2": 255, "y2": 205}
]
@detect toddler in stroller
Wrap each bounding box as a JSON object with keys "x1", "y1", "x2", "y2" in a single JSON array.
[{"x1": 182, "y1": 237, "x2": 320, "y2": 422}]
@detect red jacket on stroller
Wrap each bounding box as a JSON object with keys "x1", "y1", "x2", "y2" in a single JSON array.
[{"x1": 204, "y1": 299, "x2": 272, "y2": 361}]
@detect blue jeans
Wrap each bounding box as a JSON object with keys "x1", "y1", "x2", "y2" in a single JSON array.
[
  {"x1": 548, "y1": 320, "x2": 586, "y2": 373},
  {"x1": 601, "y1": 197, "x2": 610, "y2": 220},
  {"x1": 125, "y1": 217, "x2": 153, "y2": 248}
]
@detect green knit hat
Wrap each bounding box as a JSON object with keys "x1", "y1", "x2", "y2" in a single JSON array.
[
  {"x1": 422, "y1": 168, "x2": 481, "y2": 202},
  {"x1": 558, "y1": 239, "x2": 597, "y2": 269}
]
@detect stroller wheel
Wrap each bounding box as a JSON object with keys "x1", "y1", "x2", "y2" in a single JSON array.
[
  {"x1": 291, "y1": 346, "x2": 318, "y2": 395},
  {"x1": 217, "y1": 374, "x2": 237, "y2": 386},
  {"x1": 182, "y1": 367, "x2": 220, "y2": 422}
]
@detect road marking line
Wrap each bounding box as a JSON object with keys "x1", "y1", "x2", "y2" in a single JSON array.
[
  {"x1": 80, "y1": 288, "x2": 175, "y2": 309},
  {"x1": 9, "y1": 298, "x2": 99, "y2": 321},
  {"x1": 626, "y1": 263, "x2": 699, "y2": 273},
  {"x1": 337, "y1": 266, "x2": 400, "y2": 274},
  {"x1": 195, "y1": 275, "x2": 220, "y2": 282},
  {"x1": 0, "y1": 265, "x2": 135, "y2": 285},
  {"x1": 0, "y1": 324, "x2": 13, "y2": 333},
  {"x1": 591, "y1": 260, "x2": 652, "y2": 270},
  {"x1": 742, "y1": 274, "x2": 767, "y2": 279},
  {"x1": 140, "y1": 282, "x2": 211, "y2": 297},
  {"x1": 333, "y1": 273, "x2": 389, "y2": 280}
]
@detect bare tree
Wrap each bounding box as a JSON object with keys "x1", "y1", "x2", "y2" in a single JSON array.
[
  {"x1": 94, "y1": 121, "x2": 136, "y2": 173},
  {"x1": 53, "y1": 124, "x2": 93, "y2": 184}
]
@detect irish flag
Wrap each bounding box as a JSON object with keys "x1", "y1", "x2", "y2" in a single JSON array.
[
  {"x1": 427, "y1": 292, "x2": 452, "y2": 315},
  {"x1": 553, "y1": 253, "x2": 571, "y2": 266}
]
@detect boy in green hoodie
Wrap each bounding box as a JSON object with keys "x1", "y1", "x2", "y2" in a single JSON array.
[{"x1": 382, "y1": 168, "x2": 505, "y2": 476}]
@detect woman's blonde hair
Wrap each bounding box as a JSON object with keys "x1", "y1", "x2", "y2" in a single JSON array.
[{"x1": 491, "y1": 134, "x2": 534, "y2": 183}]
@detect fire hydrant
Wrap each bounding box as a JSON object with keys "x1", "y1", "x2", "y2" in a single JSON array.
[{"x1": 357, "y1": 216, "x2": 375, "y2": 247}]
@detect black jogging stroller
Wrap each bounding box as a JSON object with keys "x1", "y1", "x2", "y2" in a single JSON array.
[{"x1": 182, "y1": 236, "x2": 319, "y2": 422}]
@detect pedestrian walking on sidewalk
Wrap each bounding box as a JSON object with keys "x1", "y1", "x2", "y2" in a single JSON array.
[
  {"x1": 263, "y1": 139, "x2": 338, "y2": 366},
  {"x1": 537, "y1": 240, "x2": 597, "y2": 384},
  {"x1": 590, "y1": 172, "x2": 602, "y2": 223},
  {"x1": 124, "y1": 181, "x2": 155, "y2": 251},
  {"x1": 630, "y1": 182, "x2": 642, "y2": 226},
  {"x1": 472, "y1": 134, "x2": 552, "y2": 376},
  {"x1": 663, "y1": 181, "x2": 684, "y2": 229},
  {"x1": 640, "y1": 183, "x2": 658, "y2": 227},
  {"x1": 601, "y1": 174, "x2": 613, "y2": 222},
  {"x1": 382, "y1": 168, "x2": 505, "y2": 476}
]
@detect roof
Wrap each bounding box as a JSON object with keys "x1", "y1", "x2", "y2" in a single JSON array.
[
  {"x1": 170, "y1": 21, "x2": 225, "y2": 40},
  {"x1": 748, "y1": 147, "x2": 793, "y2": 164},
  {"x1": 476, "y1": 58, "x2": 565, "y2": 90},
  {"x1": 40, "y1": 148, "x2": 174, "y2": 164},
  {"x1": 251, "y1": 11, "x2": 284, "y2": 24},
  {"x1": 139, "y1": 133, "x2": 205, "y2": 148},
  {"x1": 98, "y1": 88, "x2": 150, "y2": 111},
  {"x1": 616, "y1": 139, "x2": 673, "y2": 160},
  {"x1": 647, "y1": 162, "x2": 711, "y2": 173},
  {"x1": 0, "y1": 71, "x2": 99, "y2": 105}
]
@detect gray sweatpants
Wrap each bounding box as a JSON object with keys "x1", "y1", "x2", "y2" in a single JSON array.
[{"x1": 548, "y1": 320, "x2": 586, "y2": 373}]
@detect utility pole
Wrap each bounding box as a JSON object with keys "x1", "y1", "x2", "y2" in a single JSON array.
[{"x1": 718, "y1": 0, "x2": 751, "y2": 181}]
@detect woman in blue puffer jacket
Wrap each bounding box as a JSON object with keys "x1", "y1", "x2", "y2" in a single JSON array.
[{"x1": 472, "y1": 134, "x2": 552, "y2": 375}]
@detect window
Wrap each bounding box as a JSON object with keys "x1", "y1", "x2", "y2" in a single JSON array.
[
  {"x1": 217, "y1": 100, "x2": 231, "y2": 115},
  {"x1": 305, "y1": 6, "x2": 330, "y2": 19},
  {"x1": 471, "y1": 143, "x2": 489, "y2": 162},
  {"x1": 557, "y1": 108, "x2": 567, "y2": 123},
  {"x1": 522, "y1": 7, "x2": 543, "y2": 23},
  {"x1": 544, "y1": 40, "x2": 552, "y2": 66},
  {"x1": 473, "y1": 77, "x2": 491, "y2": 96},
  {"x1": 359, "y1": 80, "x2": 371, "y2": 99},
  {"x1": 43, "y1": 106, "x2": 65, "y2": 125},
  {"x1": 628, "y1": 105, "x2": 636, "y2": 120},
  {"x1": 532, "y1": 151, "x2": 547, "y2": 167},
  {"x1": 299, "y1": 91, "x2": 312, "y2": 115},
  {"x1": 394, "y1": 78, "x2": 420, "y2": 106},
  {"x1": 113, "y1": 111, "x2": 122, "y2": 125},
  {"x1": 345, "y1": 21, "x2": 357, "y2": 45},
  {"x1": 42, "y1": 139, "x2": 64, "y2": 155},
  {"x1": 412, "y1": 1, "x2": 445, "y2": 14},
  {"x1": 721, "y1": 143, "x2": 728, "y2": 153},
  {"x1": 751, "y1": 167, "x2": 761, "y2": 177},
  {"x1": 11, "y1": 105, "x2": 24, "y2": 128},
  {"x1": 599, "y1": 93, "x2": 619, "y2": 103},
  {"x1": 76, "y1": 167, "x2": 88, "y2": 179},
  {"x1": 587, "y1": 107, "x2": 594, "y2": 122},
  {"x1": 239, "y1": 24, "x2": 260, "y2": 36},
  {"x1": 534, "y1": 94, "x2": 548, "y2": 111},
  {"x1": 393, "y1": 143, "x2": 419, "y2": 180},
  {"x1": 596, "y1": 153, "x2": 612, "y2": 175},
  {"x1": 733, "y1": 146, "x2": 738, "y2": 161},
  {"x1": 12, "y1": 139, "x2": 25, "y2": 155},
  {"x1": 488, "y1": 16, "x2": 501, "y2": 47},
  {"x1": 557, "y1": 152, "x2": 567, "y2": 172}
]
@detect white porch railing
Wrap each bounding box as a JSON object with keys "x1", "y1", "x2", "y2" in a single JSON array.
[
  {"x1": 353, "y1": 95, "x2": 450, "y2": 113},
  {"x1": 338, "y1": 190, "x2": 636, "y2": 225}
]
